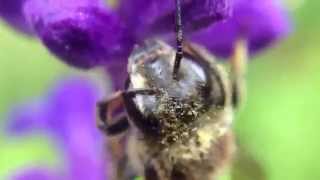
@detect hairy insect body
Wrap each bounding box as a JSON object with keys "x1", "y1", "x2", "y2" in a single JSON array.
[
  {"x1": 96, "y1": 38, "x2": 244, "y2": 180},
  {"x1": 96, "y1": 1, "x2": 247, "y2": 179},
  {"x1": 124, "y1": 40, "x2": 235, "y2": 180},
  {"x1": 127, "y1": 109, "x2": 234, "y2": 180}
]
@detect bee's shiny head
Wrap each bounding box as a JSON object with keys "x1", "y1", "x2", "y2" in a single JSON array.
[
  {"x1": 127, "y1": 40, "x2": 227, "y2": 143},
  {"x1": 128, "y1": 40, "x2": 207, "y2": 98}
]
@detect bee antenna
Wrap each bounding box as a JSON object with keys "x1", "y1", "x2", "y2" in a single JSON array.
[{"x1": 173, "y1": 0, "x2": 184, "y2": 80}]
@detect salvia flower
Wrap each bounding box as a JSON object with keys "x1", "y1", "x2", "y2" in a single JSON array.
[
  {"x1": 19, "y1": 0, "x2": 231, "y2": 69},
  {"x1": 0, "y1": 0, "x2": 291, "y2": 68},
  {"x1": 6, "y1": 77, "x2": 109, "y2": 180},
  {"x1": 0, "y1": 0, "x2": 33, "y2": 34},
  {"x1": 191, "y1": 0, "x2": 291, "y2": 58},
  {"x1": 23, "y1": 0, "x2": 128, "y2": 69},
  {"x1": 116, "y1": 0, "x2": 232, "y2": 39},
  {"x1": 13, "y1": 168, "x2": 61, "y2": 180},
  {"x1": 0, "y1": 0, "x2": 291, "y2": 88}
]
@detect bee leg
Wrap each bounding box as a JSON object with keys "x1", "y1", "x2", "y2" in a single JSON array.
[
  {"x1": 97, "y1": 91, "x2": 130, "y2": 136},
  {"x1": 116, "y1": 156, "x2": 138, "y2": 180},
  {"x1": 171, "y1": 165, "x2": 186, "y2": 180},
  {"x1": 97, "y1": 92, "x2": 132, "y2": 180},
  {"x1": 230, "y1": 38, "x2": 248, "y2": 108},
  {"x1": 97, "y1": 110, "x2": 129, "y2": 136},
  {"x1": 144, "y1": 161, "x2": 159, "y2": 180}
]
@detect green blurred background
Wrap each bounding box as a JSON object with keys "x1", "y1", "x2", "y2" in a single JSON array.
[{"x1": 0, "y1": 1, "x2": 319, "y2": 180}]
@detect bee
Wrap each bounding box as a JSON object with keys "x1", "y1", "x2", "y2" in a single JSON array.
[{"x1": 97, "y1": 0, "x2": 247, "y2": 180}]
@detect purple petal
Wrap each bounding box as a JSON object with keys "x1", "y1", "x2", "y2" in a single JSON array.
[
  {"x1": 45, "y1": 78, "x2": 103, "y2": 140},
  {"x1": 12, "y1": 168, "x2": 60, "y2": 180},
  {"x1": 23, "y1": 0, "x2": 131, "y2": 69},
  {"x1": 6, "y1": 77, "x2": 110, "y2": 180},
  {"x1": 67, "y1": 146, "x2": 108, "y2": 180},
  {"x1": 105, "y1": 60, "x2": 128, "y2": 90},
  {"x1": 117, "y1": 0, "x2": 232, "y2": 42},
  {"x1": 6, "y1": 77, "x2": 103, "y2": 139},
  {"x1": 46, "y1": 79, "x2": 107, "y2": 179},
  {"x1": 0, "y1": 0, "x2": 33, "y2": 34},
  {"x1": 191, "y1": 0, "x2": 291, "y2": 58},
  {"x1": 6, "y1": 101, "x2": 48, "y2": 135}
]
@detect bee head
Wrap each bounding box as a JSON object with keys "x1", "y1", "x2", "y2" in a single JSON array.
[
  {"x1": 126, "y1": 40, "x2": 227, "y2": 144},
  {"x1": 128, "y1": 40, "x2": 207, "y2": 98}
]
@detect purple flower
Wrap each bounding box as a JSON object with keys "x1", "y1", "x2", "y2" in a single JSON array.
[
  {"x1": 6, "y1": 77, "x2": 109, "y2": 180},
  {"x1": 116, "y1": 0, "x2": 231, "y2": 39},
  {"x1": 1, "y1": 0, "x2": 231, "y2": 69},
  {"x1": 22, "y1": 0, "x2": 128, "y2": 69},
  {"x1": 191, "y1": 0, "x2": 291, "y2": 58},
  {"x1": 0, "y1": 0, "x2": 33, "y2": 34},
  {"x1": 12, "y1": 168, "x2": 60, "y2": 180},
  {"x1": 0, "y1": 0, "x2": 291, "y2": 87}
]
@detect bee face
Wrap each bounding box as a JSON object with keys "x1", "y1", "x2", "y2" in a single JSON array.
[
  {"x1": 97, "y1": 1, "x2": 245, "y2": 179},
  {"x1": 97, "y1": 39, "x2": 239, "y2": 179},
  {"x1": 126, "y1": 40, "x2": 229, "y2": 144},
  {"x1": 128, "y1": 40, "x2": 207, "y2": 98}
]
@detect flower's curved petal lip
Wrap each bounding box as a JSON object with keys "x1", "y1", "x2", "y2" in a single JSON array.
[
  {"x1": 44, "y1": 78, "x2": 103, "y2": 139},
  {"x1": 6, "y1": 77, "x2": 103, "y2": 141},
  {"x1": 6, "y1": 77, "x2": 108, "y2": 179},
  {"x1": 0, "y1": 0, "x2": 33, "y2": 34},
  {"x1": 12, "y1": 168, "x2": 60, "y2": 180},
  {"x1": 117, "y1": 0, "x2": 232, "y2": 42},
  {"x1": 191, "y1": 0, "x2": 291, "y2": 58},
  {"x1": 24, "y1": 0, "x2": 132, "y2": 69},
  {"x1": 6, "y1": 100, "x2": 48, "y2": 135},
  {"x1": 67, "y1": 145, "x2": 108, "y2": 180},
  {"x1": 46, "y1": 78, "x2": 107, "y2": 180}
]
